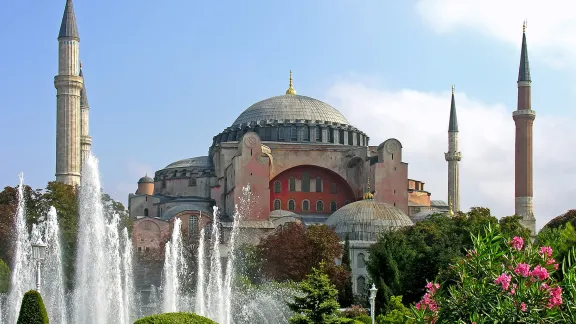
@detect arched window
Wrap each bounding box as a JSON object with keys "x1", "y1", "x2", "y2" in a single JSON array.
[
  {"x1": 274, "y1": 199, "x2": 281, "y2": 210},
  {"x1": 330, "y1": 182, "x2": 337, "y2": 194},
  {"x1": 289, "y1": 177, "x2": 296, "y2": 192},
  {"x1": 329, "y1": 128, "x2": 334, "y2": 143},
  {"x1": 204, "y1": 223, "x2": 212, "y2": 238},
  {"x1": 303, "y1": 126, "x2": 310, "y2": 141},
  {"x1": 144, "y1": 208, "x2": 149, "y2": 217},
  {"x1": 316, "y1": 126, "x2": 322, "y2": 142},
  {"x1": 288, "y1": 200, "x2": 296, "y2": 211},
  {"x1": 316, "y1": 200, "x2": 324, "y2": 212},
  {"x1": 189, "y1": 176, "x2": 197, "y2": 186},
  {"x1": 302, "y1": 200, "x2": 310, "y2": 211},
  {"x1": 290, "y1": 126, "x2": 298, "y2": 141},
  {"x1": 357, "y1": 276, "x2": 366, "y2": 294},
  {"x1": 316, "y1": 177, "x2": 322, "y2": 192},
  {"x1": 339, "y1": 130, "x2": 345, "y2": 144},
  {"x1": 188, "y1": 215, "x2": 198, "y2": 236},
  {"x1": 274, "y1": 180, "x2": 281, "y2": 193},
  {"x1": 330, "y1": 201, "x2": 337, "y2": 212},
  {"x1": 302, "y1": 173, "x2": 310, "y2": 192},
  {"x1": 348, "y1": 131, "x2": 354, "y2": 145},
  {"x1": 357, "y1": 253, "x2": 366, "y2": 268}
]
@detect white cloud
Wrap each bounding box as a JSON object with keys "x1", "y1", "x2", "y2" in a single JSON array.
[
  {"x1": 415, "y1": 0, "x2": 576, "y2": 68},
  {"x1": 326, "y1": 79, "x2": 576, "y2": 230}
]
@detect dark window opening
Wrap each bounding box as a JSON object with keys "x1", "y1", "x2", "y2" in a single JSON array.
[
  {"x1": 302, "y1": 173, "x2": 310, "y2": 192},
  {"x1": 289, "y1": 177, "x2": 296, "y2": 192},
  {"x1": 291, "y1": 126, "x2": 297, "y2": 141},
  {"x1": 303, "y1": 200, "x2": 310, "y2": 211},
  {"x1": 330, "y1": 182, "x2": 337, "y2": 194},
  {"x1": 316, "y1": 200, "x2": 324, "y2": 212},
  {"x1": 144, "y1": 208, "x2": 149, "y2": 217},
  {"x1": 274, "y1": 199, "x2": 281, "y2": 210},
  {"x1": 274, "y1": 180, "x2": 281, "y2": 193},
  {"x1": 315, "y1": 177, "x2": 322, "y2": 192},
  {"x1": 288, "y1": 200, "x2": 296, "y2": 211},
  {"x1": 330, "y1": 201, "x2": 337, "y2": 212}
]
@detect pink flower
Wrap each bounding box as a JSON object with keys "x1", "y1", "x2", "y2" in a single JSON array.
[
  {"x1": 510, "y1": 283, "x2": 517, "y2": 295},
  {"x1": 514, "y1": 263, "x2": 531, "y2": 277},
  {"x1": 425, "y1": 282, "x2": 440, "y2": 294},
  {"x1": 531, "y1": 265, "x2": 549, "y2": 281},
  {"x1": 540, "y1": 246, "x2": 553, "y2": 258},
  {"x1": 510, "y1": 237, "x2": 524, "y2": 251},
  {"x1": 494, "y1": 273, "x2": 512, "y2": 291},
  {"x1": 540, "y1": 283, "x2": 550, "y2": 291},
  {"x1": 415, "y1": 292, "x2": 439, "y2": 312},
  {"x1": 547, "y1": 287, "x2": 563, "y2": 309},
  {"x1": 520, "y1": 302, "x2": 527, "y2": 312}
]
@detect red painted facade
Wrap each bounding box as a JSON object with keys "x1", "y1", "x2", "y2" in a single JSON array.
[{"x1": 269, "y1": 165, "x2": 355, "y2": 214}]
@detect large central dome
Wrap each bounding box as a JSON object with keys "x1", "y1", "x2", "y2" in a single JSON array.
[{"x1": 231, "y1": 94, "x2": 350, "y2": 127}]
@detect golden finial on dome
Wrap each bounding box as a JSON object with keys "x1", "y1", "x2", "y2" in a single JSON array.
[
  {"x1": 363, "y1": 172, "x2": 374, "y2": 200},
  {"x1": 452, "y1": 84, "x2": 455, "y2": 95},
  {"x1": 448, "y1": 197, "x2": 454, "y2": 216},
  {"x1": 523, "y1": 20, "x2": 527, "y2": 33},
  {"x1": 286, "y1": 70, "x2": 297, "y2": 95}
]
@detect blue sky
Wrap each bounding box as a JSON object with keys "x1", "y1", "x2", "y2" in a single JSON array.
[{"x1": 1, "y1": 0, "x2": 575, "y2": 229}]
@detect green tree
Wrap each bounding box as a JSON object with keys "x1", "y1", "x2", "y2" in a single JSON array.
[
  {"x1": 16, "y1": 290, "x2": 49, "y2": 324},
  {"x1": 339, "y1": 233, "x2": 354, "y2": 307},
  {"x1": 288, "y1": 261, "x2": 341, "y2": 324},
  {"x1": 134, "y1": 312, "x2": 216, "y2": 324},
  {"x1": 499, "y1": 215, "x2": 531, "y2": 240},
  {"x1": 0, "y1": 258, "x2": 10, "y2": 293},
  {"x1": 376, "y1": 296, "x2": 412, "y2": 324}
]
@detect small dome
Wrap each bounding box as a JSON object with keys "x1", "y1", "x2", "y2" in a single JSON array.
[
  {"x1": 138, "y1": 175, "x2": 154, "y2": 184},
  {"x1": 326, "y1": 199, "x2": 413, "y2": 241},
  {"x1": 164, "y1": 156, "x2": 211, "y2": 169},
  {"x1": 232, "y1": 95, "x2": 349, "y2": 127}
]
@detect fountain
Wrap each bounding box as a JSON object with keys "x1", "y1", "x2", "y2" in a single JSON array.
[
  {"x1": 161, "y1": 186, "x2": 296, "y2": 324},
  {"x1": 72, "y1": 153, "x2": 134, "y2": 324},
  {"x1": 162, "y1": 217, "x2": 186, "y2": 313},
  {"x1": 6, "y1": 175, "x2": 67, "y2": 324}
]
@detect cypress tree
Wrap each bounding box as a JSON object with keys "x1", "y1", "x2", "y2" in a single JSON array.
[
  {"x1": 339, "y1": 233, "x2": 354, "y2": 307},
  {"x1": 17, "y1": 290, "x2": 49, "y2": 324}
]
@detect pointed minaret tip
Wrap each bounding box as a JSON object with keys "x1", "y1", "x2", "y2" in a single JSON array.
[
  {"x1": 285, "y1": 70, "x2": 297, "y2": 95},
  {"x1": 59, "y1": 0, "x2": 80, "y2": 40},
  {"x1": 449, "y1": 85, "x2": 458, "y2": 132},
  {"x1": 518, "y1": 20, "x2": 531, "y2": 82},
  {"x1": 363, "y1": 173, "x2": 374, "y2": 200}
]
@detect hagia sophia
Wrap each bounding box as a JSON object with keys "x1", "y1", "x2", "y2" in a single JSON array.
[{"x1": 53, "y1": 0, "x2": 536, "y2": 294}]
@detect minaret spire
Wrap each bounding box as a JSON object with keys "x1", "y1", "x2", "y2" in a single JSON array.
[
  {"x1": 55, "y1": 0, "x2": 83, "y2": 186},
  {"x1": 445, "y1": 85, "x2": 461, "y2": 213},
  {"x1": 513, "y1": 22, "x2": 536, "y2": 235}
]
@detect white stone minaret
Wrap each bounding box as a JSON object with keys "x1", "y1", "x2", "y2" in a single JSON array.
[
  {"x1": 79, "y1": 63, "x2": 92, "y2": 166},
  {"x1": 55, "y1": 0, "x2": 83, "y2": 186},
  {"x1": 445, "y1": 85, "x2": 461, "y2": 213}
]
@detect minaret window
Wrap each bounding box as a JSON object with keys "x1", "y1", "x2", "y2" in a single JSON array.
[
  {"x1": 302, "y1": 173, "x2": 310, "y2": 192},
  {"x1": 188, "y1": 215, "x2": 198, "y2": 236},
  {"x1": 330, "y1": 183, "x2": 337, "y2": 194},
  {"x1": 288, "y1": 200, "x2": 296, "y2": 211},
  {"x1": 274, "y1": 180, "x2": 282, "y2": 193},
  {"x1": 316, "y1": 200, "x2": 324, "y2": 212},
  {"x1": 290, "y1": 126, "x2": 297, "y2": 141},
  {"x1": 289, "y1": 177, "x2": 296, "y2": 192},
  {"x1": 302, "y1": 200, "x2": 310, "y2": 211},
  {"x1": 315, "y1": 177, "x2": 322, "y2": 192},
  {"x1": 330, "y1": 201, "x2": 337, "y2": 212},
  {"x1": 274, "y1": 199, "x2": 281, "y2": 210}
]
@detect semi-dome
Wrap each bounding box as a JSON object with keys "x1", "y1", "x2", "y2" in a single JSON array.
[
  {"x1": 138, "y1": 175, "x2": 154, "y2": 183},
  {"x1": 326, "y1": 197, "x2": 413, "y2": 241},
  {"x1": 232, "y1": 94, "x2": 349, "y2": 127},
  {"x1": 163, "y1": 156, "x2": 211, "y2": 169}
]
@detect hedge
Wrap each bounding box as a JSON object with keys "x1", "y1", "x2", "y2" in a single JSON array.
[
  {"x1": 17, "y1": 290, "x2": 49, "y2": 324},
  {"x1": 134, "y1": 312, "x2": 217, "y2": 324}
]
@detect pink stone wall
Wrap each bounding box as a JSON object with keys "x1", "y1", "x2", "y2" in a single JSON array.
[{"x1": 132, "y1": 217, "x2": 170, "y2": 253}]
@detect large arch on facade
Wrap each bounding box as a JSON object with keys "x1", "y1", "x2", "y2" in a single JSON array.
[{"x1": 269, "y1": 165, "x2": 355, "y2": 214}]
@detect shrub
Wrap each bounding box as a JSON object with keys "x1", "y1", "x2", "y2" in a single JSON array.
[
  {"x1": 16, "y1": 290, "x2": 49, "y2": 324},
  {"x1": 0, "y1": 259, "x2": 10, "y2": 293},
  {"x1": 353, "y1": 314, "x2": 372, "y2": 323},
  {"x1": 342, "y1": 305, "x2": 368, "y2": 318},
  {"x1": 133, "y1": 312, "x2": 216, "y2": 324}
]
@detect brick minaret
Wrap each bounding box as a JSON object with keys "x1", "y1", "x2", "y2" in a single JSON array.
[
  {"x1": 55, "y1": 0, "x2": 83, "y2": 186},
  {"x1": 445, "y1": 85, "x2": 461, "y2": 213},
  {"x1": 513, "y1": 22, "x2": 536, "y2": 234}
]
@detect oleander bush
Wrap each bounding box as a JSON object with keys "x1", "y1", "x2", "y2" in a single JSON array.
[
  {"x1": 133, "y1": 312, "x2": 216, "y2": 324},
  {"x1": 16, "y1": 290, "x2": 49, "y2": 324},
  {"x1": 411, "y1": 224, "x2": 576, "y2": 323}
]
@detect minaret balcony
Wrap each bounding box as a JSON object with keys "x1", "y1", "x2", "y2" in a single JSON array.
[
  {"x1": 444, "y1": 152, "x2": 462, "y2": 161},
  {"x1": 512, "y1": 110, "x2": 536, "y2": 118}
]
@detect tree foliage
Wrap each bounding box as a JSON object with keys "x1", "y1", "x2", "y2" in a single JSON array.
[
  {"x1": 339, "y1": 233, "x2": 354, "y2": 307},
  {"x1": 257, "y1": 223, "x2": 349, "y2": 291},
  {"x1": 376, "y1": 296, "x2": 413, "y2": 324},
  {"x1": 367, "y1": 207, "x2": 530, "y2": 314},
  {"x1": 16, "y1": 290, "x2": 49, "y2": 324},
  {"x1": 0, "y1": 258, "x2": 10, "y2": 293},
  {"x1": 288, "y1": 261, "x2": 342, "y2": 324}
]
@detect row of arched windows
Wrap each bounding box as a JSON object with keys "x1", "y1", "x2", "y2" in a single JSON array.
[
  {"x1": 273, "y1": 177, "x2": 338, "y2": 194},
  {"x1": 274, "y1": 199, "x2": 347, "y2": 212}
]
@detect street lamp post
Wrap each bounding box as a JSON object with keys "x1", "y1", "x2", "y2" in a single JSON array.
[
  {"x1": 31, "y1": 239, "x2": 47, "y2": 292},
  {"x1": 369, "y1": 283, "x2": 378, "y2": 324}
]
